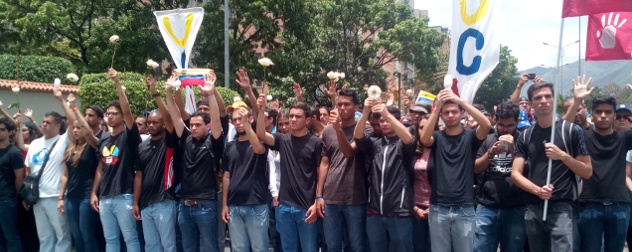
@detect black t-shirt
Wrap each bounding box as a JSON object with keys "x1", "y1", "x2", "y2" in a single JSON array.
[
  {"x1": 514, "y1": 120, "x2": 589, "y2": 203},
  {"x1": 0, "y1": 144, "x2": 24, "y2": 199},
  {"x1": 271, "y1": 133, "x2": 323, "y2": 210},
  {"x1": 580, "y1": 129, "x2": 632, "y2": 203},
  {"x1": 476, "y1": 131, "x2": 525, "y2": 207},
  {"x1": 223, "y1": 139, "x2": 269, "y2": 205},
  {"x1": 179, "y1": 130, "x2": 224, "y2": 200},
  {"x1": 135, "y1": 132, "x2": 179, "y2": 209},
  {"x1": 430, "y1": 129, "x2": 483, "y2": 206},
  {"x1": 66, "y1": 144, "x2": 98, "y2": 199},
  {"x1": 97, "y1": 124, "x2": 141, "y2": 199}
]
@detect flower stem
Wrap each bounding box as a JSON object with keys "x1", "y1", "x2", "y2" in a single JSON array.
[{"x1": 111, "y1": 47, "x2": 117, "y2": 69}]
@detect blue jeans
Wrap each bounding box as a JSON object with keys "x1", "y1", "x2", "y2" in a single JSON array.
[
  {"x1": 65, "y1": 198, "x2": 99, "y2": 252},
  {"x1": 428, "y1": 204, "x2": 475, "y2": 252},
  {"x1": 474, "y1": 204, "x2": 526, "y2": 252},
  {"x1": 178, "y1": 200, "x2": 218, "y2": 252},
  {"x1": 412, "y1": 216, "x2": 430, "y2": 252},
  {"x1": 141, "y1": 200, "x2": 177, "y2": 252},
  {"x1": 525, "y1": 201, "x2": 575, "y2": 252},
  {"x1": 276, "y1": 204, "x2": 318, "y2": 252},
  {"x1": 228, "y1": 204, "x2": 269, "y2": 252},
  {"x1": 0, "y1": 199, "x2": 22, "y2": 252},
  {"x1": 323, "y1": 204, "x2": 366, "y2": 252},
  {"x1": 33, "y1": 197, "x2": 71, "y2": 252},
  {"x1": 366, "y1": 215, "x2": 413, "y2": 252},
  {"x1": 99, "y1": 193, "x2": 140, "y2": 252},
  {"x1": 578, "y1": 203, "x2": 630, "y2": 252}
]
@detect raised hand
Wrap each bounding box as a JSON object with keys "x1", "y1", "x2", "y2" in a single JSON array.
[
  {"x1": 235, "y1": 69, "x2": 252, "y2": 91},
  {"x1": 24, "y1": 108, "x2": 33, "y2": 118},
  {"x1": 572, "y1": 75, "x2": 594, "y2": 100},
  {"x1": 329, "y1": 108, "x2": 341, "y2": 129},
  {"x1": 256, "y1": 94, "x2": 267, "y2": 110},
  {"x1": 208, "y1": 69, "x2": 217, "y2": 86},
  {"x1": 146, "y1": 75, "x2": 156, "y2": 92},
  {"x1": 364, "y1": 98, "x2": 376, "y2": 110},
  {"x1": 292, "y1": 82, "x2": 303, "y2": 98},
  {"x1": 200, "y1": 74, "x2": 216, "y2": 97},
  {"x1": 53, "y1": 86, "x2": 62, "y2": 99},
  {"x1": 67, "y1": 94, "x2": 77, "y2": 108},
  {"x1": 371, "y1": 103, "x2": 388, "y2": 116},
  {"x1": 324, "y1": 80, "x2": 337, "y2": 98},
  {"x1": 107, "y1": 68, "x2": 118, "y2": 80},
  {"x1": 165, "y1": 74, "x2": 178, "y2": 91}
]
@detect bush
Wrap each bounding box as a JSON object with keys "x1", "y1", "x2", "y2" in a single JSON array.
[
  {"x1": 78, "y1": 72, "x2": 242, "y2": 117},
  {"x1": 0, "y1": 54, "x2": 76, "y2": 84}
]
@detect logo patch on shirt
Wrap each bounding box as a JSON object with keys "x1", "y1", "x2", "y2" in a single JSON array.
[
  {"x1": 32, "y1": 148, "x2": 50, "y2": 166},
  {"x1": 102, "y1": 145, "x2": 120, "y2": 165}
]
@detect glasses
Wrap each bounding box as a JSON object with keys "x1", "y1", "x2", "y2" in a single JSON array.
[
  {"x1": 519, "y1": 102, "x2": 529, "y2": 105},
  {"x1": 616, "y1": 115, "x2": 631, "y2": 120},
  {"x1": 106, "y1": 112, "x2": 120, "y2": 117}
]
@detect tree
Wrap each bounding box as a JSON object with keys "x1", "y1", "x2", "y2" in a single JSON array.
[{"x1": 474, "y1": 45, "x2": 519, "y2": 110}]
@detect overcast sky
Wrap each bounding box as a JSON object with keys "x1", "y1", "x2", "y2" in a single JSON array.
[{"x1": 414, "y1": 0, "x2": 587, "y2": 71}]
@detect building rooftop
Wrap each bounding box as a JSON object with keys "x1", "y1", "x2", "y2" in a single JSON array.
[{"x1": 0, "y1": 79, "x2": 80, "y2": 93}]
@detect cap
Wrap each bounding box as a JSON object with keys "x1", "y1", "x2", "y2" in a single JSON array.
[
  {"x1": 517, "y1": 108, "x2": 531, "y2": 129},
  {"x1": 227, "y1": 100, "x2": 248, "y2": 112},
  {"x1": 615, "y1": 104, "x2": 632, "y2": 114},
  {"x1": 410, "y1": 102, "x2": 431, "y2": 114}
]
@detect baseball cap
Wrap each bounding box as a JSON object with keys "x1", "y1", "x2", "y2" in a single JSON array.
[
  {"x1": 615, "y1": 104, "x2": 632, "y2": 114},
  {"x1": 410, "y1": 102, "x2": 431, "y2": 114}
]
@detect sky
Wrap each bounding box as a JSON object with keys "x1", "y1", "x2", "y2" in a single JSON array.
[{"x1": 414, "y1": 0, "x2": 587, "y2": 71}]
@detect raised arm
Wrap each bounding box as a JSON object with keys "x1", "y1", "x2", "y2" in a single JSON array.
[
  {"x1": 562, "y1": 75, "x2": 593, "y2": 123},
  {"x1": 256, "y1": 94, "x2": 275, "y2": 146},
  {"x1": 14, "y1": 115, "x2": 28, "y2": 152},
  {"x1": 200, "y1": 75, "x2": 223, "y2": 139},
  {"x1": 206, "y1": 70, "x2": 227, "y2": 118},
  {"x1": 53, "y1": 86, "x2": 76, "y2": 140},
  {"x1": 23, "y1": 109, "x2": 42, "y2": 134},
  {"x1": 173, "y1": 87, "x2": 190, "y2": 121},
  {"x1": 373, "y1": 103, "x2": 412, "y2": 144},
  {"x1": 420, "y1": 92, "x2": 444, "y2": 147},
  {"x1": 330, "y1": 109, "x2": 357, "y2": 158},
  {"x1": 235, "y1": 69, "x2": 260, "y2": 118},
  {"x1": 147, "y1": 75, "x2": 174, "y2": 133},
  {"x1": 165, "y1": 80, "x2": 186, "y2": 138},
  {"x1": 442, "y1": 90, "x2": 491, "y2": 140},
  {"x1": 109, "y1": 68, "x2": 135, "y2": 128},
  {"x1": 293, "y1": 82, "x2": 304, "y2": 103},
  {"x1": 237, "y1": 107, "x2": 265, "y2": 154},
  {"x1": 509, "y1": 73, "x2": 529, "y2": 103},
  {"x1": 323, "y1": 80, "x2": 338, "y2": 107},
  {"x1": 67, "y1": 94, "x2": 98, "y2": 148},
  {"x1": 354, "y1": 98, "x2": 373, "y2": 140}
]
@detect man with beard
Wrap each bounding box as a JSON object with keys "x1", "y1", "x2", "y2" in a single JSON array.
[
  {"x1": 473, "y1": 101, "x2": 527, "y2": 251},
  {"x1": 221, "y1": 107, "x2": 269, "y2": 252},
  {"x1": 563, "y1": 77, "x2": 632, "y2": 252},
  {"x1": 131, "y1": 74, "x2": 178, "y2": 252},
  {"x1": 84, "y1": 105, "x2": 107, "y2": 139},
  {"x1": 563, "y1": 96, "x2": 592, "y2": 130}
]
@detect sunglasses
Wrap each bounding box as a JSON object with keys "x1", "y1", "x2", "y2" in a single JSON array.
[{"x1": 616, "y1": 115, "x2": 631, "y2": 121}]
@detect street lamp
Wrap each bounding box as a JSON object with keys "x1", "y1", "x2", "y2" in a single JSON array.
[{"x1": 543, "y1": 40, "x2": 579, "y2": 94}]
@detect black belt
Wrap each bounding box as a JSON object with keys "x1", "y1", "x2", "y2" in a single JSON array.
[{"x1": 181, "y1": 199, "x2": 210, "y2": 206}]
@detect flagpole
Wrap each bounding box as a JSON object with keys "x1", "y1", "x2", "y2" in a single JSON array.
[
  {"x1": 224, "y1": 0, "x2": 230, "y2": 88},
  {"x1": 578, "y1": 16, "x2": 582, "y2": 75},
  {"x1": 544, "y1": 17, "x2": 565, "y2": 222}
]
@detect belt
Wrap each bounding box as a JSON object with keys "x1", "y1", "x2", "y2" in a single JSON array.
[{"x1": 181, "y1": 199, "x2": 208, "y2": 206}]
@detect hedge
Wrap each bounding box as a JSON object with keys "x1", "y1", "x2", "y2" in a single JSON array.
[
  {"x1": 0, "y1": 54, "x2": 76, "y2": 84},
  {"x1": 77, "y1": 72, "x2": 240, "y2": 117}
]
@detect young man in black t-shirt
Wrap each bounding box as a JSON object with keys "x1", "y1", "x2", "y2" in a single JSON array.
[
  {"x1": 256, "y1": 97, "x2": 324, "y2": 252},
  {"x1": 512, "y1": 81, "x2": 592, "y2": 252},
  {"x1": 0, "y1": 117, "x2": 24, "y2": 252},
  {"x1": 473, "y1": 101, "x2": 527, "y2": 251},
  {"x1": 220, "y1": 107, "x2": 269, "y2": 252},
  {"x1": 562, "y1": 77, "x2": 632, "y2": 252},
  {"x1": 165, "y1": 76, "x2": 224, "y2": 252},
  {"x1": 419, "y1": 89, "x2": 491, "y2": 252},
  {"x1": 90, "y1": 68, "x2": 142, "y2": 252},
  {"x1": 355, "y1": 100, "x2": 415, "y2": 252},
  {"x1": 130, "y1": 75, "x2": 179, "y2": 252}
]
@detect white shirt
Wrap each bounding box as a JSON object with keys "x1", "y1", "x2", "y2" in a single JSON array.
[{"x1": 24, "y1": 134, "x2": 70, "y2": 198}]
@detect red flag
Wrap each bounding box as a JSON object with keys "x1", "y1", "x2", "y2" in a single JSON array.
[
  {"x1": 586, "y1": 12, "x2": 632, "y2": 61},
  {"x1": 563, "y1": 0, "x2": 632, "y2": 18}
]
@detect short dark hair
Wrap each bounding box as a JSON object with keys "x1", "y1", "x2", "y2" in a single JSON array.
[
  {"x1": 527, "y1": 81, "x2": 554, "y2": 102},
  {"x1": 387, "y1": 106, "x2": 401, "y2": 120},
  {"x1": 190, "y1": 111, "x2": 210, "y2": 124},
  {"x1": 442, "y1": 100, "x2": 463, "y2": 111},
  {"x1": 591, "y1": 95, "x2": 616, "y2": 111},
  {"x1": 0, "y1": 117, "x2": 15, "y2": 131},
  {"x1": 338, "y1": 89, "x2": 360, "y2": 105},
  {"x1": 290, "y1": 102, "x2": 311, "y2": 118},
  {"x1": 197, "y1": 98, "x2": 209, "y2": 107},
  {"x1": 309, "y1": 106, "x2": 320, "y2": 120},
  {"x1": 88, "y1": 105, "x2": 104, "y2": 118},
  {"x1": 45, "y1": 111, "x2": 63, "y2": 125},
  {"x1": 496, "y1": 101, "x2": 520, "y2": 121},
  {"x1": 107, "y1": 100, "x2": 122, "y2": 113},
  {"x1": 278, "y1": 108, "x2": 290, "y2": 121}
]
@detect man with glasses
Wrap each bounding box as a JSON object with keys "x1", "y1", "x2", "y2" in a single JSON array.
[
  {"x1": 615, "y1": 104, "x2": 632, "y2": 131},
  {"x1": 409, "y1": 102, "x2": 430, "y2": 135}
]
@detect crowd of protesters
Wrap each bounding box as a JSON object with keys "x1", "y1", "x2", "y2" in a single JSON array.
[{"x1": 0, "y1": 68, "x2": 631, "y2": 252}]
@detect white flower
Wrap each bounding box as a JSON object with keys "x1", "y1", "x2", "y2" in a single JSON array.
[
  {"x1": 109, "y1": 35, "x2": 120, "y2": 43},
  {"x1": 170, "y1": 80, "x2": 182, "y2": 90},
  {"x1": 0, "y1": 100, "x2": 3, "y2": 106},
  {"x1": 233, "y1": 96, "x2": 242, "y2": 102},
  {"x1": 266, "y1": 95, "x2": 273, "y2": 101},
  {"x1": 121, "y1": 86, "x2": 126, "y2": 91},
  {"x1": 340, "y1": 72, "x2": 345, "y2": 79},
  {"x1": 406, "y1": 89, "x2": 414, "y2": 96},
  {"x1": 66, "y1": 73, "x2": 79, "y2": 83},
  {"x1": 258, "y1": 57, "x2": 274, "y2": 67},
  {"x1": 146, "y1": 59, "x2": 159, "y2": 69},
  {"x1": 327, "y1": 71, "x2": 338, "y2": 80},
  {"x1": 11, "y1": 87, "x2": 20, "y2": 93},
  {"x1": 367, "y1": 85, "x2": 382, "y2": 99},
  {"x1": 54, "y1": 78, "x2": 61, "y2": 87}
]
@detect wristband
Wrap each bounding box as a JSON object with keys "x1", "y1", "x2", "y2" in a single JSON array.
[
  {"x1": 152, "y1": 92, "x2": 161, "y2": 97},
  {"x1": 58, "y1": 198, "x2": 64, "y2": 201},
  {"x1": 72, "y1": 107, "x2": 78, "y2": 112},
  {"x1": 315, "y1": 196, "x2": 323, "y2": 199}
]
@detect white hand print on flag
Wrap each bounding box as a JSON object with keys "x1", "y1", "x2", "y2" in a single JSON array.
[{"x1": 597, "y1": 12, "x2": 627, "y2": 49}]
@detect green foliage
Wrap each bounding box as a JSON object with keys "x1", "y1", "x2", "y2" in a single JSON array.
[
  {"x1": 474, "y1": 45, "x2": 519, "y2": 110},
  {"x1": 80, "y1": 72, "x2": 145, "y2": 85},
  {"x1": 216, "y1": 87, "x2": 239, "y2": 108},
  {"x1": 0, "y1": 54, "x2": 76, "y2": 84}
]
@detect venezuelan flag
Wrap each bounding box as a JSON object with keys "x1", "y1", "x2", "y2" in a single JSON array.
[{"x1": 176, "y1": 68, "x2": 211, "y2": 87}]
